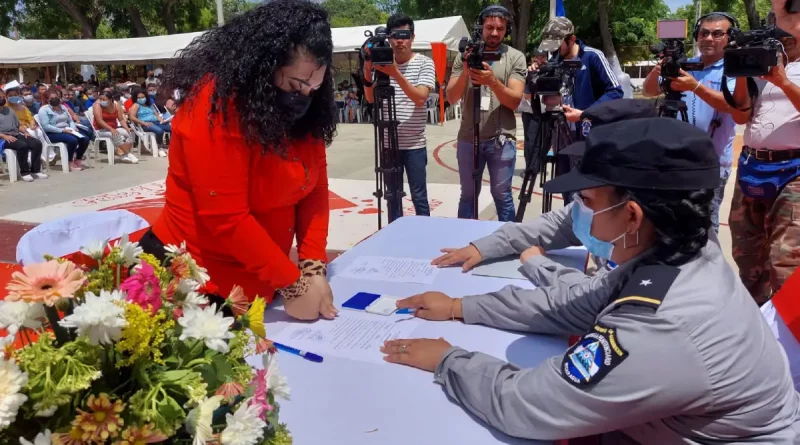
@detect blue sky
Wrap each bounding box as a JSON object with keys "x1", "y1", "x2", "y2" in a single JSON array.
[{"x1": 665, "y1": 0, "x2": 693, "y2": 11}]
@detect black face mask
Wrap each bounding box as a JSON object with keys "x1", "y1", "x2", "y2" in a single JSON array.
[
  {"x1": 276, "y1": 90, "x2": 313, "y2": 121},
  {"x1": 0, "y1": 98, "x2": 5, "y2": 107},
  {"x1": 49, "y1": 98, "x2": 61, "y2": 107}
]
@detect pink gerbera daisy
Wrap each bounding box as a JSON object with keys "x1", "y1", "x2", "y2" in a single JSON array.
[
  {"x1": 120, "y1": 263, "x2": 162, "y2": 314},
  {"x1": 6, "y1": 260, "x2": 86, "y2": 306},
  {"x1": 248, "y1": 369, "x2": 273, "y2": 420}
]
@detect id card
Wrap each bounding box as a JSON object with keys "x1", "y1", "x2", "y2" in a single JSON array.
[{"x1": 480, "y1": 95, "x2": 491, "y2": 111}]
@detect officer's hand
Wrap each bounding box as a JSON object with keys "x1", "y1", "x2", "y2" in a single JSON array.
[
  {"x1": 528, "y1": 62, "x2": 541, "y2": 72},
  {"x1": 381, "y1": 338, "x2": 453, "y2": 372},
  {"x1": 762, "y1": 61, "x2": 790, "y2": 88},
  {"x1": 562, "y1": 104, "x2": 583, "y2": 122},
  {"x1": 668, "y1": 69, "x2": 699, "y2": 92},
  {"x1": 431, "y1": 245, "x2": 483, "y2": 271},
  {"x1": 772, "y1": 0, "x2": 800, "y2": 41},
  {"x1": 520, "y1": 245, "x2": 546, "y2": 263},
  {"x1": 396, "y1": 292, "x2": 460, "y2": 321},
  {"x1": 374, "y1": 61, "x2": 401, "y2": 79},
  {"x1": 469, "y1": 63, "x2": 498, "y2": 87}
]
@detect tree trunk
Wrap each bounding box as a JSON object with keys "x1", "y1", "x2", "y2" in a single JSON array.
[
  {"x1": 162, "y1": 0, "x2": 177, "y2": 34},
  {"x1": 55, "y1": 0, "x2": 96, "y2": 38},
  {"x1": 127, "y1": 6, "x2": 149, "y2": 37},
  {"x1": 742, "y1": 0, "x2": 761, "y2": 30},
  {"x1": 596, "y1": 0, "x2": 620, "y2": 73},
  {"x1": 500, "y1": 0, "x2": 532, "y2": 52}
]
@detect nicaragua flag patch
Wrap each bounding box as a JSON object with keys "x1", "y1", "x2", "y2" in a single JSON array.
[
  {"x1": 561, "y1": 324, "x2": 628, "y2": 387},
  {"x1": 581, "y1": 118, "x2": 592, "y2": 137}
]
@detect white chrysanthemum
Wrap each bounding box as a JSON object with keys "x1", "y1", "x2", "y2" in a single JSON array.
[
  {"x1": 164, "y1": 241, "x2": 187, "y2": 257},
  {"x1": 185, "y1": 395, "x2": 223, "y2": 445},
  {"x1": 178, "y1": 304, "x2": 235, "y2": 353},
  {"x1": 79, "y1": 239, "x2": 108, "y2": 261},
  {"x1": 33, "y1": 405, "x2": 57, "y2": 417},
  {"x1": 0, "y1": 300, "x2": 44, "y2": 335},
  {"x1": 177, "y1": 278, "x2": 200, "y2": 295},
  {"x1": 220, "y1": 401, "x2": 266, "y2": 445},
  {"x1": 0, "y1": 357, "x2": 28, "y2": 431},
  {"x1": 109, "y1": 233, "x2": 143, "y2": 267},
  {"x1": 19, "y1": 429, "x2": 52, "y2": 445},
  {"x1": 59, "y1": 290, "x2": 128, "y2": 345},
  {"x1": 183, "y1": 291, "x2": 209, "y2": 311},
  {"x1": 263, "y1": 353, "x2": 291, "y2": 401}
]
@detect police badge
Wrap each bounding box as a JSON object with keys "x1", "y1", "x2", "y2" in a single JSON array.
[{"x1": 581, "y1": 118, "x2": 592, "y2": 137}]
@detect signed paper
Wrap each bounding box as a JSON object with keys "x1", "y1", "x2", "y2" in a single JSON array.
[
  {"x1": 270, "y1": 313, "x2": 420, "y2": 364},
  {"x1": 336, "y1": 256, "x2": 439, "y2": 284}
]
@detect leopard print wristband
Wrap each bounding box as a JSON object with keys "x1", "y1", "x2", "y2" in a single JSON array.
[
  {"x1": 299, "y1": 259, "x2": 327, "y2": 278},
  {"x1": 278, "y1": 276, "x2": 310, "y2": 301}
]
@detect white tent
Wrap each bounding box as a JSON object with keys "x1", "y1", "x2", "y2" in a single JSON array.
[{"x1": 0, "y1": 16, "x2": 468, "y2": 67}]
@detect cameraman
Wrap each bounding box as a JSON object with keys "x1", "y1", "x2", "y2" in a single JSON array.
[
  {"x1": 773, "y1": 0, "x2": 800, "y2": 39},
  {"x1": 521, "y1": 51, "x2": 548, "y2": 175},
  {"x1": 446, "y1": 5, "x2": 527, "y2": 221},
  {"x1": 363, "y1": 13, "x2": 436, "y2": 221},
  {"x1": 728, "y1": 22, "x2": 800, "y2": 306},
  {"x1": 643, "y1": 13, "x2": 752, "y2": 232}
]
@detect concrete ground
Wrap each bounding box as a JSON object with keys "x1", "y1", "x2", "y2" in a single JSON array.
[{"x1": 0, "y1": 116, "x2": 737, "y2": 270}]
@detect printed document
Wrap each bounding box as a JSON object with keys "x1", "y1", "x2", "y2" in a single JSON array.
[{"x1": 336, "y1": 256, "x2": 439, "y2": 284}]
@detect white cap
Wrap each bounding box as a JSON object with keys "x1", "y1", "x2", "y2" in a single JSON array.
[{"x1": 2, "y1": 80, "x2": 20, "y2": 92}]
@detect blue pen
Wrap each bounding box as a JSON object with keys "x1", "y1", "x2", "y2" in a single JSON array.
[{"x1": 273, "y1": 342, "x2": 324, "y2": 363}]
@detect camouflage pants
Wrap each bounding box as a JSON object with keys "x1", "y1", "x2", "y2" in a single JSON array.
[{"x1": 729, "y1": 173, "x2": 800, "y2": 306}]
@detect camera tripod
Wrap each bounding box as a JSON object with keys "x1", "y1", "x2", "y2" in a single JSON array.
[
  {"x1": 658, "y1": 89, "x2": 689, "y2": 123},
  {"x1": 516, "y1": 102, "x2": 574, "y2": 221},
  {"x1": 371, "y1": 72, "x2": 405, "y2": 229},
  {"x1": 469, "y1": 85, "x2": 482, "y2": 219}
]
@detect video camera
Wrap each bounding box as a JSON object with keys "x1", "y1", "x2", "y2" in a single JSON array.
[
  {"x1": 458, "y1": 24, "x2": 502, "y2": 70},
  {"x1": 359, "y1": 26, "x2": 412, "y2": 66},
  {"x1": 531, "y1": 59, "x2": 583, "y2": 96},
  {"x1": 724, "y1": 26, "x2": 786, "y2": 77},
  {"x1": 650, "y1": 20, "x2": 703, "y2": 80}
]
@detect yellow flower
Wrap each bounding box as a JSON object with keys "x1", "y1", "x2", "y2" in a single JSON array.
[
  {"x1": 114, "y1": 423, "x2": 168, "y2": 445},
  {"x1": 138, "y1": 253, "x2": 167, "y2": 282},
  {"x1": 116, "y1": 304, "x2": 174, "y2": 367},
  {"x1": 72, "y1": 393, "x2": 125, "y2": 442},
  {"x1": 51, "y1": 427, "x2": 89, "y2": 445},
  {"x1": 245, "y1": 297, "x2": 266, "y2": 338}
]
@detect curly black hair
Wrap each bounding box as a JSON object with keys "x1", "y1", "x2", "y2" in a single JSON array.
[
  {"x1": 163, "y1": 0, "x2": 336, "y2": 155},
  {"x1": 616, "y1": 187, "x2": 714, "y2": 267}
]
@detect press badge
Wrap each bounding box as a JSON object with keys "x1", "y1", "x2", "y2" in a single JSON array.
[{"x1": 480, "y1": 88, "x2": 491, "y2": 111}]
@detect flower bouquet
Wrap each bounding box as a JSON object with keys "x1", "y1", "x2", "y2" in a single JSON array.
[{"x1": 0, "y1": 236, "x2": 291, "y2": 445}]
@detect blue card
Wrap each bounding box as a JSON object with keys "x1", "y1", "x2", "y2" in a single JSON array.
[{"x1": 341, "y1": 292, "x2": 415, "y2": 315}]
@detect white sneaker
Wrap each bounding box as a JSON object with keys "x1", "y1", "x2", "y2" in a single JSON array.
[
  {"x1": 21, "y1": 174, "x2": 34, "y2": 182},
  {"x1": 127, "y1": 153, "x2": 139, "y2": 164},
  {"x1": 158, "y1": 150, "x2": 167, "y2": 158},
  {"x1": 33, "y1": 173, "x2": 49, "y2": 179}
]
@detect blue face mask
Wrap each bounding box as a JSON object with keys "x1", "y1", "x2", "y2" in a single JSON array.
[
  {"x1": 8, "y1": 96, "x2": 23, "y2": 105},
  {"x1": 570, "y1": 195, "x2": 628, "y2": 260},
  {"x1": 137, "y1": 98, "x2": 147, "y2": 105}
]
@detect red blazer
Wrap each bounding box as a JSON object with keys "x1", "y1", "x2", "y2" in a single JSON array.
[{"x1": 152, "y1": 82, "x2": 329, "y2": 302}]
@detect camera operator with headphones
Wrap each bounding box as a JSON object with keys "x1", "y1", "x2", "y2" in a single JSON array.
[
  {"x1": 643, "y1": 13, "x2": 751, "y2": 233},
  {"x1": 447, "y1": 5, "x2": 527, "y2": 222},
  {"x1": 727, "y1": 11, "x2": 800, "y2": 307}
]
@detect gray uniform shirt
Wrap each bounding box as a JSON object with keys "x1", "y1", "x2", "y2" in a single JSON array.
[{"x1": 434, "y1": 205, "x2": 800, "y2": 443}]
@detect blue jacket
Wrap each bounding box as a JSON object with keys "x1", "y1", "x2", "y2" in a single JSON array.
[{"x1": 556, "y1": 40, "x2": 623, "y2": 111}]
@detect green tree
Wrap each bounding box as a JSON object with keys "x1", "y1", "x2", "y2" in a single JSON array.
[
  {"x1": 323, "y1": 0, "x2": 389, "y2": 27},
  {"x1": 672, "y1": 0, "x2": 773, "y2": 33}
]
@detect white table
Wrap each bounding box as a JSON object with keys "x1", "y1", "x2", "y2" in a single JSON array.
[{"x1": 264, "y1": 216, "x2": 579, "y2": 445}]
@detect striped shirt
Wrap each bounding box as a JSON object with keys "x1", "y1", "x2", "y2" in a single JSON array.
[{"x1": 379, "y1": 53, "x2": 436, "y2": 150}]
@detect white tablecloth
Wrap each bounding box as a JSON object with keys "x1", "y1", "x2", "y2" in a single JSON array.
[{"x1": 262, "y1": 216, "x2": 582, "y2": 445}]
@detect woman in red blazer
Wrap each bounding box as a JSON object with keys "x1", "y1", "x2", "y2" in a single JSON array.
[{"x1": 140, "y1": 0, "x2": 338, "y2": 320}]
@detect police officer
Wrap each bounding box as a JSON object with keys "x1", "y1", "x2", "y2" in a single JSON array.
[{"x1": 381, "y1": 118, "x2": 800, "y2": 442}]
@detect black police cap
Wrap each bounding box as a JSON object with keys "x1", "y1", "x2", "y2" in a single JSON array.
[
  {"x1": 578, "y1": 98, "x2": 659, "y2": 139},
  {"x1": 544, "y1": 118, "x2": 720, "y2": 193}
]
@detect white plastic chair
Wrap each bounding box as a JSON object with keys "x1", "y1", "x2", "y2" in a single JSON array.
[
  {"x1": 33, "y1": 115, "x2": 69, "y2": 174},
  {"x1": 131, "y1": 122, "x2": 159, "y2": 158},
  {"x1": 2, "y1": 144, "x2": 18, "y2": 182},
  {"x1": 451, "y1": 100, "x2": 463, "y2": 120},
  {"x1": 85, "y1": 108, "x2": 117, "y2": 165},
  {"x1": 16, "y1": 210, "x2": 150, "y2": 265},
  {"x1": 426, "y1": 95, "x2": 439, "y2": 124}
]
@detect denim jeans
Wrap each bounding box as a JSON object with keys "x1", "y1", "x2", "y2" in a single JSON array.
[
  {"x1": 143, "y1": 122, "x2": 172, "y2": 144},
  {"x1": 711, "y1": 168, "x2": 731, "y2": 233},
  {"x1": 457, "y1": 138, "x2": 517, "y2": 221},
  {"x1": 388, "y1": 147, "x2": 430, "y2": 222},
  {"x1": 78, "y1": 117, "x2": 96, "y2": 141},
  {"x1": 47, "y1": 131, "x2": 90, "y2": 162}
]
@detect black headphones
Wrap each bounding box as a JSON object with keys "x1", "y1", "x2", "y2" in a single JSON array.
[
  {"x1": 693, "y1": 12, "x2": 740, "y2": 40},
  {"x1": 479, "y1": 5, "x2": 512, "y2": 38}
]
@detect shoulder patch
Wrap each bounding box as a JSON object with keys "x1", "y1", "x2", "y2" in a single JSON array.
[
  {"x1": 561, "y1": 324, "x2": 627, "y2": 387},
  {"x1": 610, "y1": 264, "x2": 681, "y2": 311},
  {"x1": 581, "y1": 118, "x2": 592, "y2": 137}
]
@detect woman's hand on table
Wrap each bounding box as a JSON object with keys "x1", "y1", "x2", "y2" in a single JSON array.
[
  {"x1": 381, "y1": 338, "x2": 452, "y2": 372},
  {"x1": 283, "y1": 276, "x2": 338, "y2": 320},
  {"x1": 396, "y1": 292, "x2": 462, "y2": 321},
  {"x1": 309, "y1": 275, "x2": 338, "y2": 320},
  {"x1": 520, "y1": 245, "x2": 546, "y2": 263},
  {"x1": 431, "y1": 245, "x2": 483, "y2": 272}
]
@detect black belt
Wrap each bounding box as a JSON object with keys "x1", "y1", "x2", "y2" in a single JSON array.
[{"x1": 743, "y1": 146, "x2": 800, "y2": 162}]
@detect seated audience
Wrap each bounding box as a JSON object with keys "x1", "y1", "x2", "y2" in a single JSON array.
[
  {"x1": 85, "y1": 87, "x2": 98, "y2": 108},
  {"x1": 21, "y1": 87, "x2": 38, "y2": 114},
  {"x1": 5, "y1": 85, "x2": 42, "y2": 140},
  {"x1": 128, "y1": 87, "x2": 171, "y2": 156},
  {"x1": 92, "y1": 91, "x2": 138, "y2": 164},
  {"x1": 0, "y1": 89, "x2": 48, "y2": 182},
  {"x1": 57, "y1": 88, "x2": 95, "y2": 142},
  {"x1": 38, "y1": 89, "x2": 91, "y2": 171}
]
